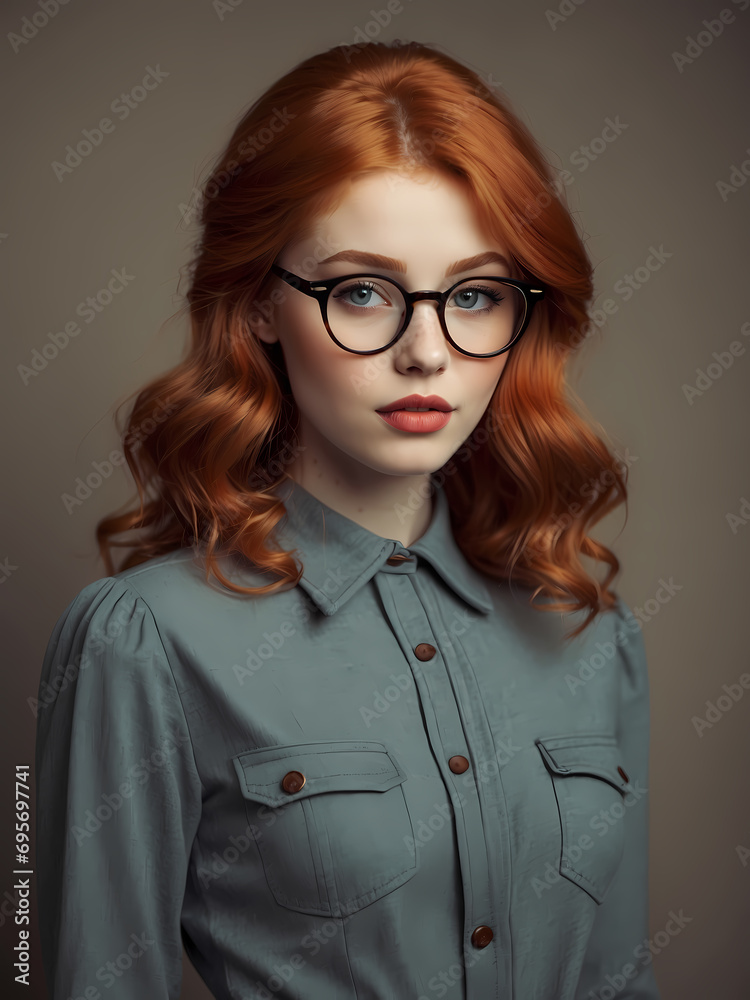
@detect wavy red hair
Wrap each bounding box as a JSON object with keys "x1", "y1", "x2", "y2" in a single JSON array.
[{"x1": 97, "y1": 40, "x2": 630, "y2": 639}]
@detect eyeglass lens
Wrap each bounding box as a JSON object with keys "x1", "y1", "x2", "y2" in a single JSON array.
[{"x1": 327, "y1": 276, "x2": 527, "y2": 354}]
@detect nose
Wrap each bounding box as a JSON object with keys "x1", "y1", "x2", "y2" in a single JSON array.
[{"x1": 393, "y1": 298, "x2": 450, "y2": 371}]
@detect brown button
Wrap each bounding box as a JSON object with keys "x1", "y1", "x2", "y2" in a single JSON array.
[
  {"x1": 617, "y1": 766, "x2": 630, "y2": 784},
  {"x1": 449, "y1": 755, "x2": 470, "y2": 774},
  {"x1": 471, "y1": 925, "x2": 493, "y2": 948},
  {"x1": 414, "y1": 643, "x2": 436, "y2": 661},
  {"x1": 281, "y1": 770, "x2": 306, "y2": 794},
  {"x1": 386, "y1": 553, "x2": 412, "y2": 565}
]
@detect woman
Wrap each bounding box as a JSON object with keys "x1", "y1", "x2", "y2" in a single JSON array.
[{"x1": 35, "y1": 40, "x2": 661, "y2": 1000}]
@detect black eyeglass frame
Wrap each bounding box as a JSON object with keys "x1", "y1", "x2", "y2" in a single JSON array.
[{"x1": 269, "y1": 263, "x2": 545, "y2": 358}]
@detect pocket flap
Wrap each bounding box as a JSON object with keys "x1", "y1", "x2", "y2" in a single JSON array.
[
  {"x1": 535, "y1": 733, "x2": 628, "y2": 794},
  {"x1": 233, "y1": 740, "x2": 407, "y2": 806}
]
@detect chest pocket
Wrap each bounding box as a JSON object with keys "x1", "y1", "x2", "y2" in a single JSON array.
[
  {"x1": 232, "y1": 740, "x2": 418, "y2": 917},
  {"x1": 535, "y1": 733, "x2": 630, "y2": 904}
]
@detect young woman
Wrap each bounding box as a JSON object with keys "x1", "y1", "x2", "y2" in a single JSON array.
[{"x1": 35, "y1": 40, "x2": 661, "y2": 1000}]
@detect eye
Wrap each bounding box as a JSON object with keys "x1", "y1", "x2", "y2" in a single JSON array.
[
  {"x1": 332, "y1": 280, "x2": 393, "y2": 310},
  {"x1": 449, "y1": 284, "x2": 505, "y2": 312}
]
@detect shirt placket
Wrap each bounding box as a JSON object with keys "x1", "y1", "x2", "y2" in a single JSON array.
[{"x1": 373, "y1": 549, "x2": 505, "y2": 1000}]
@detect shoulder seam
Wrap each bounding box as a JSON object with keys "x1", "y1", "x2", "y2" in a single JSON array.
[
  {"x1": 116, "y1": 578, "x2": 206, "y2": 796},
  {"x1": 114, "y1": 548, "x2": 201, "y2": 584}
]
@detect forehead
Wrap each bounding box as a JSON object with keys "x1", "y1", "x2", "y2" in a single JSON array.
[{"x1": 296, "y1": 169, "x2": 505, "y2": 264}]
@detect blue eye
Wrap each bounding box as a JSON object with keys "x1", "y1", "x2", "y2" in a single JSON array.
[
  {"x1": 333, "y1": 281, "x2": 392, "y2": 309},
  {"x1": 450, "y1": 285, "x2": 505, "y2": 311}
]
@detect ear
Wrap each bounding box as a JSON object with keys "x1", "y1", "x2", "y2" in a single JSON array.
[{"x1": 249, "y1": 308, "x2": 280, "y2": 346}]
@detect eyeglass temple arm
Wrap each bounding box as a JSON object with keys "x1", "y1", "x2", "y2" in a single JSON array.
[{"x1": 269, "y1": 264, "x2": 316, "y2": 294}]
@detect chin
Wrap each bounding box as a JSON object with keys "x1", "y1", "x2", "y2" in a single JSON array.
[{"x1": 361, "y1": 453, "x2": 454, "y2": 479}]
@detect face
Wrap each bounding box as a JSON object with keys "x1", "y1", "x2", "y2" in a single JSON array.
[{"x1": 253, "y1": 168, "x2": 515, "y2": 489}]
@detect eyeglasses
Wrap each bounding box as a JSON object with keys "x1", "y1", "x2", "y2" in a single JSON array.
[{"x1": 270, "y1": 264, "x2": 545, "y2": 358}]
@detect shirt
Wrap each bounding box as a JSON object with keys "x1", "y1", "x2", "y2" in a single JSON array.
[{"x1": 35, "y1": 475, "x2": 662, "y2": 1000}]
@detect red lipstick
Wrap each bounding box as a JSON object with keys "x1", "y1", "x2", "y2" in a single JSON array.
[{"x1": 375, "y1": 394, "x2": 454, "y2": 433}]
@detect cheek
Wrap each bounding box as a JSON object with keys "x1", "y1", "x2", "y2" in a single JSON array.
[
  {"x1": 466, "y1": 356, "x2": 509, "y2": 403},
  {"x1": 489, "y1": 356, "x2": 509, "y2": 391},
  {"x1": 279, "y1": 311, "x2": 361, "y2": 413},
  {"x1": 279, "y1": 305, "x2": 335, "y2": 380}
]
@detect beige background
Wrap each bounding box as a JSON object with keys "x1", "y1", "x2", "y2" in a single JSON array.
[{"x1": 2, "y1": 0, "x2": 749, "y2": 996}]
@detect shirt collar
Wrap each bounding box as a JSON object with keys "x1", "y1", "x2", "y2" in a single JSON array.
[{"x1": 271, "y1": 477, "x2": 494, "y2": 617}]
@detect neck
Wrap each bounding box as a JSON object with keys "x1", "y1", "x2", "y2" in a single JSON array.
[{"x1": 284, "y1": 462, "x2": 436, "y2": 548}]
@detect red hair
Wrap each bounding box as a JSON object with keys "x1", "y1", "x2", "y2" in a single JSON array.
[{"x1": 97, "y1": 40, "x2": 630, "y2": 639}]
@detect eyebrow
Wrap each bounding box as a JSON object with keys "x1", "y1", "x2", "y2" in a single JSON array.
[{"x1": 316, "y1": 250, "x2": 511, "y2": 277}]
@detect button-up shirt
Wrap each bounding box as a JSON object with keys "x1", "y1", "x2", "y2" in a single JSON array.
[{"x1": 35, "y1": 476, "x2": 662, "y2": 999}]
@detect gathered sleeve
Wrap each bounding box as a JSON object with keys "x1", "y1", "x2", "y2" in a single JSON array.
[
  {"x1": 574, "y1": 597, "x2": 662, "y2": 999},
  {"x1": 34, "y1": 577, "x2": 203, "y2": 999}
]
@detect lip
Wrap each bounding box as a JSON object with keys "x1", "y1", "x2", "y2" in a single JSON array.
[
  {"x1": 377, "y1": 409, "x2": 453, "y2": 433},
  {"x1": 375, "y1": 394, "x2": 454, "y2": 413}
]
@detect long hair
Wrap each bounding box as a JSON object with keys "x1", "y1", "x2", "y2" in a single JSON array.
[{"x1": 97, "y1": 40, "x2": 629, "y2": 639}]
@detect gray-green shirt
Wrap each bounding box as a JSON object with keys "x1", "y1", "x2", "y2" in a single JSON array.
[{"x1": 35, "y1": 476, "x2": 661, "y2": 999}]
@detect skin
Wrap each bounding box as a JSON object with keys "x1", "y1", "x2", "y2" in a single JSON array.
[{"x1": 252, "y1": 167, "x2": 513, "y2": 547}]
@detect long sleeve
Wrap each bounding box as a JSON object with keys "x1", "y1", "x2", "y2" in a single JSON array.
[
  {"x1": 574, "y1": 597, "x2": 662, "y2": 999},
  {"x1": 34, "y1": 577, "x2": 203, "y2": 999}
]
